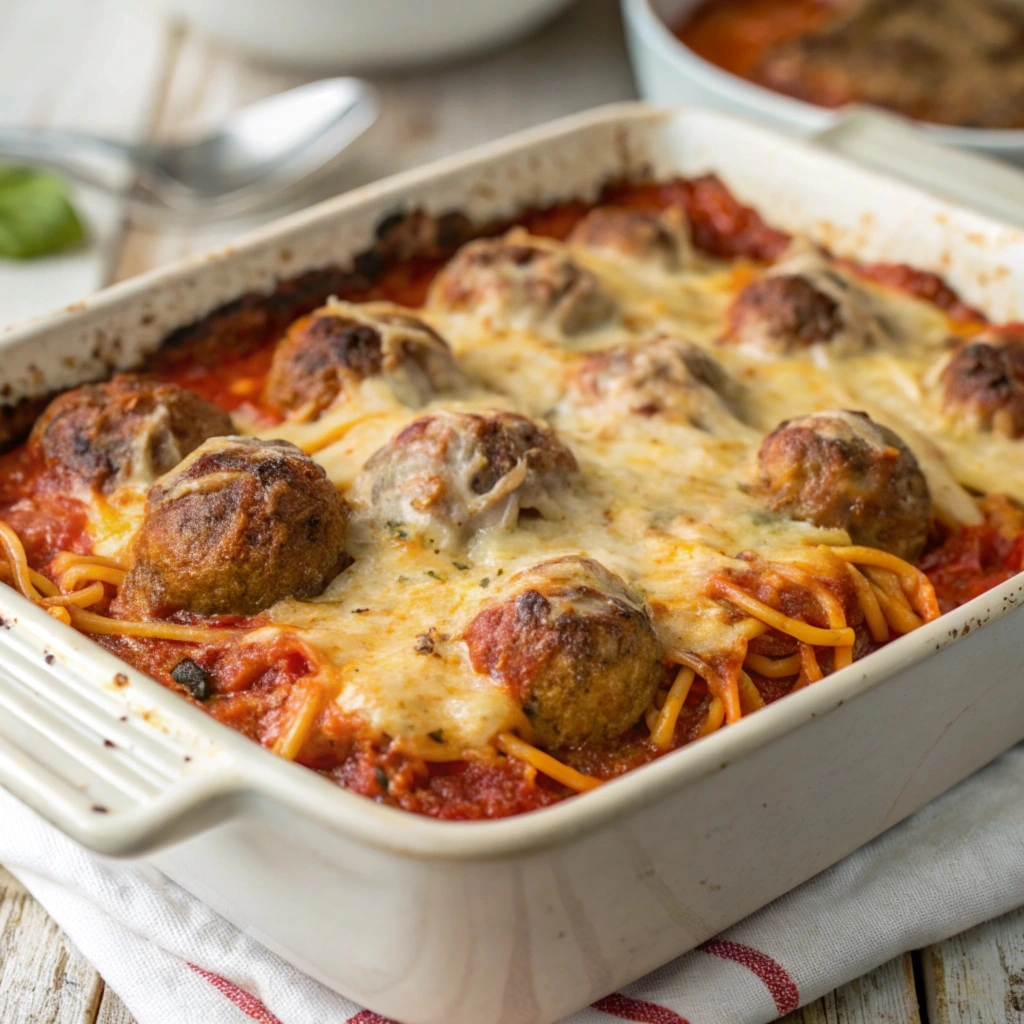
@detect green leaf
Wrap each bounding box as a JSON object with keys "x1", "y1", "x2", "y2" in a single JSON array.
[{"x1": 0, "y1": 165, "x2": 85, "y2": 260}]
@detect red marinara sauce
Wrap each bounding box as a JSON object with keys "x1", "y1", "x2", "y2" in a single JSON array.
[{"x1": 921, "y1": 497, "x2": 1024, "y2": 614}]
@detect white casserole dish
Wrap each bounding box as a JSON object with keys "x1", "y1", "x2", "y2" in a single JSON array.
[
  {"x1": 3, "y1": 104, "x2": 1024, "y2": 1024},
  {"x1": 623, "y1": 0, "x2": 1024, "y2": 164}
]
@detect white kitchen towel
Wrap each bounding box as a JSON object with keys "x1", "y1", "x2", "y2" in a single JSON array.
[{"x1": 3, "y1": 743, "x2": 1024, "y2": 1024}]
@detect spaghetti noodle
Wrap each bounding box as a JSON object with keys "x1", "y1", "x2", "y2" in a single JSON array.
[
  {"x1": 495, "y1": 732, "x2": 603, "y2": 793},
  {"x1": 650, "y1": 666, "x2": 697, "y2": 750}
]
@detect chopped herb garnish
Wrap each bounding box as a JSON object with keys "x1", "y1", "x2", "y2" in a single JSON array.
[
  {"x1": 479, "y1": 577, "x2": 490, "y2": 588},
  {"x1": 428, "y1": 729, "x2": 445, "y2": 743},
  {"x1": 496, "y1": 568, "x2": 504, "y2": 576},
  {"x1": 414, "y1": 631, "x2": 435, "y2": 655},
  {"x1": 375, "y1": 767, "x2": 389, "y2": 793},
  {"x1": 452, "y1": 561, "x2": 470, "y2": 571},
  {"x1": 424, "y1": 569, "x2": 444, "y2": 581},
  {"x1": 385, "y1": 519, "x2": 408, "y2": 539},
  {"x1": 397, "y1": 575, "x2": 410, "y2": 584},
  {"x1": 351, "y1": 607, "x2": 370, "y2": 614}
]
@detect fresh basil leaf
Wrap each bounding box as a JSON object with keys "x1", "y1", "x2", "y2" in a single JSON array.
[{"x1": 0, "y1": 165, "x2": 85, "y2": 260}]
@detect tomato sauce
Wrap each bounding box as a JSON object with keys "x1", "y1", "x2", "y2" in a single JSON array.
[
  {"x1": 921, "y1": 497, "x2": 1024, "y2": 613},
  {"x1": 675, "y1": 0, "x2": 835, "y2": 82},
  {"x1": 0, "y1": 177, "x2": 1020, "y2": 820}
]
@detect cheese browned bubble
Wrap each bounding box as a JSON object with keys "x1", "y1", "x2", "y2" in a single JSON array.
[{"x1": 98, "y1": 225, "x2": 999, "y2": 755}]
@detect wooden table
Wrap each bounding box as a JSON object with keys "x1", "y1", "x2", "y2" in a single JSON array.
[{"x1": 1, "y1": 1, "x2": 1022, "y2": 1020}]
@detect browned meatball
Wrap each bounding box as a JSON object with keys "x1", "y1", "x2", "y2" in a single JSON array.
[
  {"x1": 757, "y1": 410, "x2": 932, "y2": 561},
  {"x1": 357, "y1": 411, "x2": 577, "y2": 546},
  {"x1": 263, "y1": 301, "x2": 463, "y2": 420},
  {"x1": 428, "y1": 230, "x2": 616, "y2": 336},
  {"x1": 29, "y1": 374, "x2": 234, "y2": 492},
  {"x1": 567, "y1": 207, "x2": 691, "y2": 272},
  {"x1": 119, "y1": 437, "x2": 348, "y2": 617},
  {"x1": 724, "y1": 245, "x2": 889, "y2": 356},
  {"x1": 464, "y1": 557, "x2": 665, "y2": 748},
  {"x1": 727, "y1": 275, "x2": 842, "y2": 353},
  {"x1": 568, "y1": 335, "x2": 741, "y2": 427},
  {"x1": 939, "y1": 332, "x2": 1024, "y2": 438}
]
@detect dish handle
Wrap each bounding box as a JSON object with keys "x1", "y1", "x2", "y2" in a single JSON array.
[
  {"x1": 0, "y1": 591, "x2": 246, "y2": 856},
  {"x1": 812, "y1": 109, "x2": 1024, "y2": 229}
]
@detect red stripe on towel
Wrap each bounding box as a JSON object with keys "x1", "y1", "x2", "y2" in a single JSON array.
[
  {"x1": 593, "y1": 992, "x2": 692, "y2": 1023},
  {"x1": 698, "y1": 939, "x2": 800, "y2": 1014},
  {"x1": 187, "y1": 963, "x2": 284, "y2": 1024}
]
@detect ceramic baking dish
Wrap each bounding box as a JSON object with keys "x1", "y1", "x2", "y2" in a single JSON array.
[
  {"x1": 623, "y1": 0, "x2": 1024, "y2": 164},
  {"x1": 3, "y1": 104, "x2": 1024, "y2": 1024}
]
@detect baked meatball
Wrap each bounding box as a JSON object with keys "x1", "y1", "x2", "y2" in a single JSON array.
[
  {"x1": 757, "y1": 410, "x2": 932, "y2": 561},
  {"x1": 567, "y1": 207, "x2": 691, "y2": 272},
  {"x1": 29, "y1": 374, "x2": 233, "y2": 492},
  {"x1": 428, "y1": 229, "x2": 616, "y2": 336},
  {"x1": 724, "y1": 243, "x2": 889, "y2": 356},
  {"x1": 938, "y1": 331, "x2": 1024, "y2": 438},
  {"x1": 263, "y1": 300, "x2": 463, "y2": 420},
  {"x1": 567, "y1": 335, "x2": 741, "y2": 427},
  {"x1": 356, "y1": 411, "x2": 577, "y2": 546},
  {"x1": 119, "y1": 437, "x2": 348, "y2": 617},
  {"x1": 464, "y1": 557, "x2": 665, "y2": 748}
]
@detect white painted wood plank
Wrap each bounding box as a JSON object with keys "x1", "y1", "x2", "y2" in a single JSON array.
[
  {"x1": 922, "y1": 905, "x2": 1024, "y2": 1024},
  {"x1": 114, "y1": 0, "x2": 635, "y2": 282},
  {"x1": 0, "y1": 866, "x2": 104, "y2": 1024},
  {"x1": 782, "y1": 955, "x2": 921, "y2": 1024},
  {"x1": 0, "y1": 0, "x2": 168, "y2": 329}
]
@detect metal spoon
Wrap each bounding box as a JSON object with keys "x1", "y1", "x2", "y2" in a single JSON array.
[{"x1": 0, "y1": 78, "x2": 379, "y2": 221}]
